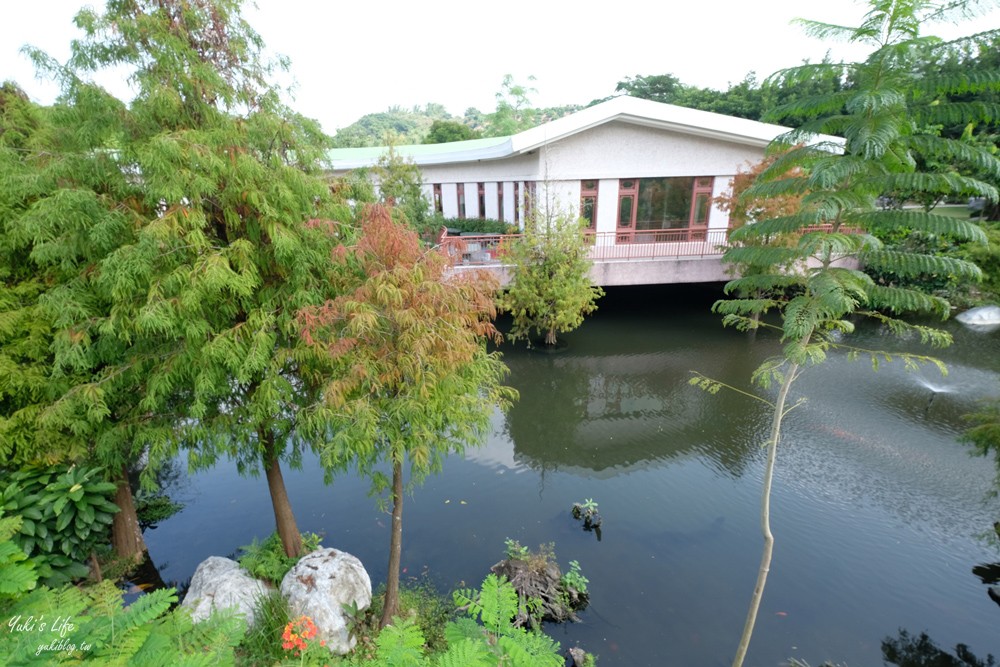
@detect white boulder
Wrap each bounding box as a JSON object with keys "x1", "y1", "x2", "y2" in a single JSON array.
[
  {"x1": 280, "y1": 548, "x2": 372, "y2": 655},
  {"x1": 180, "y1": 556, "x2": 270, "y2": 626},
  {"x1": 956, "y1": 305, "x2": 1000, "y2": 332}
]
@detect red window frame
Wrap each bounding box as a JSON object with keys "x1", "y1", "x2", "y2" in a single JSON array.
[{"x1": 580, "y1": 180, "x2": 598, "y2": 230}]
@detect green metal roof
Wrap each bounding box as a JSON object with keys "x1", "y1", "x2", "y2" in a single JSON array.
[{"x1": 328, "y1": 136, "x2": 510, "y2": 168}]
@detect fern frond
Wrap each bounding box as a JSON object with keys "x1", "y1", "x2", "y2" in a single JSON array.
[
  {"x1": 783, "y1": 295, "x2": 823, "y2": 341},
  {"x1": 861, "y1": 249, "x2": 983, "y2": 281},
  {"x1": 798, "y1": 231, "x2": 869, "y2": 259},
  {"x1": 807, "y1": 267, "x2": 874, "y2": 313},
  {"x1": 912, "y1": 103, "x2": 1000, "y2": 143},
  {"x1": 854, "y1": 210, "x2": 988, "y2": 243},
  {"x1": 434, "y1": 637, "x2": 493, "y2": 667},
  {"x1": 876, "y1": 172, "x2": 998, "y2": 200},
  {"x1": 865, "y1": 284, "x2": 951, "y2": 318},
  {"x1": 742, "y1": 174, "x2": 813, "y2": 200},
  {"x1": 907, "y1": 134, "x2": 1000, "y2": 177},
  {"x1": 0, "y1": 516, "x2": 37, "y2": 598},
  {"x1": 846, "y1": 88, "x2": 906, "y2": 115},
  {"x1": 845, "y1": 112, "x2": 903, "y2": 159},
  {"x1": 807, "y1": 155, "x2": 874, "y2": 189},
  {"x1": 721, "y1": 273, "x2": 800, "y2": 295},
  {"x1": 786, "y1": 19, "x2": 860, "y2": 43},
  {"x1": 375, "y1": 616, "x2": 427, "y2": 667},
  {"x1": 763, "y1": 91, "x2": 854, "y2": 125},
  {"x1": 723, "y1": 245, "x2": 806, "y2": 269},
  {"x1": 443, "y1": 617, "x2": 486, "y2": 646},
  {"x1": 914, "y1": 68, "x2": 1000, "y2": 96},
  {"x1": 802, "y1": 189, "x2": 877, "y2": 219},
  {"x1": 476, "y1": 573, "x2": 518, "y2": 636},
  {"x1": 730, "y1": 213, "x2": 821, "y2": 239},
  {"x1": 168, "y1": 605, "x2": 245, "y2": 665},
  {"x1": 497, "y1": 630, "x2": 564, "y2": 667},
  {"x1": 855, "y1": 310, "x2": 954, "y2": 349}
]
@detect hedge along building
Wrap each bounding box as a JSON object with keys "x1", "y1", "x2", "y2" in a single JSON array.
[{"x1": 328, "y1": 96, "x2": 799, "y2": 286}]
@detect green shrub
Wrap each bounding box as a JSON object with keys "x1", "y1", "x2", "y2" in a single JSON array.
[
  {"x1": 236, "y1": 531, "x2": 322, "y2": 586},
  {"x1": 561, "y1": 560, "x2": 589, "y2": 595},
  {"x1": 0, "y1": 465, "x2": 119, "y2": 586},
  {"x1": 354, "y1": 574, "x2": 564, "y2": 667},
  {"x1": 0, "y1": 516, "x2": 36, "y2": 600},
  {"x1": 435, "y1": 215, "x2": 518, "y2": 235},
  {"x1": 235, "y1": 590, "x2": 291, "y2": 667},
  {"x1": 0, "y1": 579, "x2": 245, "y2": 665}
]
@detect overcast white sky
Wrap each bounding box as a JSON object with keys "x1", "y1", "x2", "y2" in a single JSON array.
[{"x1": 2, "y1": 1, "x2": 997, "y2": 136}]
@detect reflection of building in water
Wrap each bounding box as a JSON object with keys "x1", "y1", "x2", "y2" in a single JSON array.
[{"x1": 488, "y1": 347, "x2": 766, "y2": 478}]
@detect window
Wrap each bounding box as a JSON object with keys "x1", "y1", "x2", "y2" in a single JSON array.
[
  {"x1": 618, "y1": 177, "x2": 714, "y2": 231},
  {"x1": 478, "y1": 182, "x2": 486, "y2": 219},
  {"x1": 617, "y1": 179, "x2": 637, "y2": 228},
  {"x1": 514, "y1": 182, "x2": 520, "y2": 224},
  {"x1": 457, "y1": 183, "x2": 466, "y2": 218},
  {"x1": 580, "y1": 180, "x2": 598, "y2": 229},
  {"x1": 692, "y1": 178, "x2": 714, "y2": 225},
  {"x1": 497, "y1": 183, "x2": 504, "y2": 222},
  {"x1": 433, "y1": 184, "x2": 443, "y2": 214}
]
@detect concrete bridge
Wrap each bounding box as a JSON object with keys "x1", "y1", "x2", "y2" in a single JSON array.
[{"x1": 441, "y1": 229, "x2": 732, "y2": 287}]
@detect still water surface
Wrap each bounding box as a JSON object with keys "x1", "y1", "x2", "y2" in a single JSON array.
[{"x1": 146, "y1": 284, "x2": 1000, "y2": 666}]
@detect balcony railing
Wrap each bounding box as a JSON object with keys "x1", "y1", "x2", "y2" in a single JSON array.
[{"x1": 438, "y1": 229, "x2": 731, "y2": 266}]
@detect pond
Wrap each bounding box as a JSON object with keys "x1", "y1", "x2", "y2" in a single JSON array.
[{"x1": 144, "y1": 284, "x2": 1000, "y2": 667}]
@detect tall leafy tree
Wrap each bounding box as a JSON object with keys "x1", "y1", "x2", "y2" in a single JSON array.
[
  {"x1": 4, "y1": 0, "x2": 349, "y2": 560},
  {"x1": 371, "y1": 143, "x2": 434, "y2": 240},
  {"x1": 298, "y1": 205, "x2": 514, "y2": 627},
  {"x1": 423, "y1": 119, "x2": 481, "y2": 144},
  {"x1": 699, "y1": 2, "x2": 1000, "y2": 665},
  {"x1": 499, "y1": 211, "x2": 604, "y2": 347}
]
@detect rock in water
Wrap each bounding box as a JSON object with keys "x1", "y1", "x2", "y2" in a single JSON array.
[
  {"x1": 280, "y1": 548, "x2": 372, "y2": 655},
  {"x1": 956, "y1": 305, "x2": 1000, "y2": 332},
  {"x1": 180, "y1": 556, "x2": 270, "y2": 626}
]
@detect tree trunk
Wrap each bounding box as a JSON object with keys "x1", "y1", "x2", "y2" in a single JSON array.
[
  {"x1": 380, "y1": 457, "x2": 405, "y2": 629},
  {"x1": 111, "y1": 464, "x2": 147, "y2": 565},
  {"x1": 262, "y1": 429, "x2": 303, "y2": 559},
  {"x1": 731, "y1": 363, "x2": 798, "y2": 667},
  {"x1": 545, "y1": 328, "x2": 557, "y2": 346}
]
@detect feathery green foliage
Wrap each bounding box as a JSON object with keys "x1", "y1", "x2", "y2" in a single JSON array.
[
  {"x1": 235, "y1": 531, "x2": 322, "y2": 586},
  {"x1": 0, "y1": 516, "x2": 37, "y2": 600},
  {"x1": 962, "y1": 398, "x2": 1000, "y2": 493},
  {"x1": 298, "y1": 205, "x2": 515, "y2": 627},
  {"x1": 351, "y1": 575, "x2": 563, "y2": 667},
  {"x1": 371, "y1": 144, "x2": 435, "y2": 241},
  {"x1": 499, "y1": 211, "x2": 604, "y2": 347},
  {"x1": 0, "y1": 580, "x2": 245, "y2": 665},
  {"x1": 2, "y1": 0, "x2": 355, "y2": 560},
  {"x1": 714, "y1": 3, "x2": 1000, "y2": 666}
]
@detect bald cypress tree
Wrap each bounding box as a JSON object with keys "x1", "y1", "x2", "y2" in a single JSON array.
[{"x1": 2, "y1": 0, "x2": 350, "y2": 561}]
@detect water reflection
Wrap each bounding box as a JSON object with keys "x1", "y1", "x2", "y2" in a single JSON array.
[
  {"x1": 882, "y1": 629, "x2": 996, "y2": 666},
  {"x1": 499, "y1": 340, "x2": 770, "y2": 478},
  {"x1": 144, "y1": 285, "x2": 1000, "y2": 667}
]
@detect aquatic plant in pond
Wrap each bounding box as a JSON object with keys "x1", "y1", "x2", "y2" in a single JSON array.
[{"x1": 571, "y1": 498, "x2": 602, "y2": 535}]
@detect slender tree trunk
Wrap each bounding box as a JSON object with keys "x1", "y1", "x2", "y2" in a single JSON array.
[
  {"x1": 380, "y1": 457, "x2": 404, "y2": 629},
  {"x1": 732, "y1": 362, "x2": 799, "y2": 667},
  {"x1": 111, "y1": 464, "x2": 147, "y2": 565},
  {"x1": 545, "y1": 327, "x2": 557, "y2": 346},
  {"x1": 261, "y1": 428, "x2": 303, "y2": 559}
]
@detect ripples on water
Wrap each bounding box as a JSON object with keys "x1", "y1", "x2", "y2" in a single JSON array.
[{"x1": 146, "y1": 285, "x2": 1000, "y2": 667}]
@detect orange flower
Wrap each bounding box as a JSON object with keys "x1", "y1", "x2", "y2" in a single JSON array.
[{"x1": 281, "y1": 616, "x2": 320, "y2": 655}]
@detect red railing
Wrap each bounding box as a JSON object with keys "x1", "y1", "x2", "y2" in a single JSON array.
[{"x1": 438, "y1": 229, "x2": 731, "y2": 266}]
